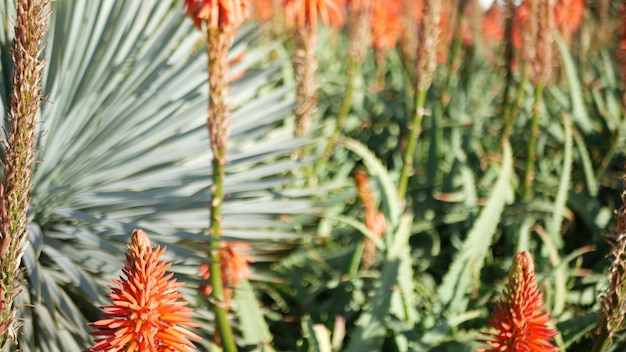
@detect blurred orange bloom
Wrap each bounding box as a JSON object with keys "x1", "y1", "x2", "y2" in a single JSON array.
[
  {"x1": 87, "y1": 230, "x2": 201, "y2": 352},
  {"x1": 254, "y1": 0, "x2": 279, "y2": 21},
  {"x1": 200, "y1": 241, "x2": 254, "y2": 306},
  {"x1": 370, "y1": 0, "x2": 403, "y2": 52},
  {"x1": 481, "y1": 3, "x2": 506, "y2": 45},
  {"x1": 555, "y1": 0, "x2": 584, "y2": 32},
  {"x1": 184, "y1": 0, "x2": 250, "y2": 28},
  {"x1": 512, "y1": 0, "x2": 584, "y2": 49},
  {"x1": 407, "y1": 0, "x2": 424, "y2": 23},
  {"x1": 478, "y1": 251, "x2": 558, "y2": 352},
  {"x1": 283, "y1": 0, "x2": 345, "y2": 29}
]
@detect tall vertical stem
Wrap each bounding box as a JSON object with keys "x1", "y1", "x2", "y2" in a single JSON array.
[
  {"x1": 522, "y1": 84, "x2": 544, "y2": 200},
  {"x1": 398, "y1": 0, "x2": 440, "y2": 204},
  {"x1": 293, "y1": 26, "x2": 318, "y2": 137},
  {"x1": 500, "y1": 0, "x2": 518, "y2": 142},
  {"x1": 398, "y1": 88, "x2": 427, "y2": 201},
  {"x1": 206, "y1": 26, "x2": 237, "y2": 352},
  {"x1": 326, "y1": 4, "x2": 370, "y2": 158}
]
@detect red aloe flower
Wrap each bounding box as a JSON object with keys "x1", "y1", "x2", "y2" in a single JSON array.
[
  {"x1": 478, "y1": 251, "x2": 558, "y2": 352},
  {"x1": 86, "y1": 229, "x2": 201, "y2": 352},
  {"x1": 184, "y1": 0, "x2": 250, "y2": 28},
  {"x1": 283, "y1": 0, "x2": 345, "y2": 30}
]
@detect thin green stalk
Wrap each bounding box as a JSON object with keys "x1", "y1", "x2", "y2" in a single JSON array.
[
  {"x1": 206, "y1": 26, "x2": 237, "y2": 352},
  {"x1": 441, "y1": 0, "x2": 465, "y2": 107},
  {"x1": 398, "y1": 88, "x2": 428, "y2": 201},
  {"x1": 590, "y1": 329, "x2": 610, "y2": 352},
  {"x1": 499, "y1": 0, "x2": 517, "y2": 142},
  {"x1": 502, "y1": 77, "x2": 527, "y2": 142},
  {"x1": 325, "y1": 58, "x2": 360, "y2": 159},
  {"x1": 522, "y1": 84, "x2": 544, "y2": 200},
  {"x1": 347, "y1": 240, "x2": 365, "y2": 277},
  {"x1": 208, "y1": 155, "x2": 237, "y2": 352},
  {"x1": 325, "y1": 4, "x2": 370, "y2": 160}
]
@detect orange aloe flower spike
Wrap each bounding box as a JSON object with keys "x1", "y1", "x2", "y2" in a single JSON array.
[
  {"x1": 478, "y1": 251, "x2": 559, "y2": 352},
  {"x1": 86, "y1": 229, "x2": 201, "y2": 352}
]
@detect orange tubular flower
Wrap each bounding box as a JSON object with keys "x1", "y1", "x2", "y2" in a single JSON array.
[
  {"x1": 478, "y1": 251, "x2": 558, "y2": 352},
  {"x1": 87, "y1": 230, "x2": 201, "y2": 352},
  {"x1": 283, "y1": 0, "x2": 345, "y2": 30},
  {"x1": 184, "y1": 0, "x2": 250, "y2": 28}
]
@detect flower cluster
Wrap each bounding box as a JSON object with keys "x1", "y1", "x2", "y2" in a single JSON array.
[
  {"x1": 87, "y1": 230, "x2": 201, "y2": 352},
  {"x1": 478, "y1": 251, "x2": 558, "y2": 352}
]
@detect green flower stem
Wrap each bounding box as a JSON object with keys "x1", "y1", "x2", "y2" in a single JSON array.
[
  {"x1": 206, "y1": 26, "x2": 237, "y2": 352},
  {"x1": 441, "y1": 0, "x2": 465, "y2": 108},
  {"x1": 499, "y1": 0, "x2": 516, "y2": 143},
  {"x1": 398, "y1": 88, "x2": 428, "y2": 202},
  {"x1": 208, "y1": 154, "x2": 237, "y2": 352},
  {"x1": 501, "y1": 77, "x2": 527, "y2": 143},
  {"x1": 348, "y1": 239, "x2": 365, "y2": 278},
  {"x1": 590, "y1": 329, "x2": 610, "y2": 352},
  {"x1": 522, "y1": 84, "x2": 544, "y2": 201}
]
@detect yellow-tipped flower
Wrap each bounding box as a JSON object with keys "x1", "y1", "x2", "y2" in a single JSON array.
[
  {"x1": 86, "y1": 229, "x2": 201, "y2": 352},
  {"x1": 478, "y1": 251, "x2": 558, "y2": 352}
]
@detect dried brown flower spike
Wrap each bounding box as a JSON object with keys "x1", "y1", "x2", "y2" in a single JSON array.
[
  {"x1": 595, "y1": 191, "x2": 626, "y2": 351},
  {"x1": 0, "y1": 0, "x2": 50, "y2": 346}
]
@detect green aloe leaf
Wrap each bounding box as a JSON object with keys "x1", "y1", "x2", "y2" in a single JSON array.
[
  {"x1": 235, "y1": 278, "x2": 274, "y2": 350},
  {"x1": 345, "y1": 214, "x2": 413, "y2": 352},
  {"x1": 437, "y1": 141, "x2": 513, "y2": 315}
]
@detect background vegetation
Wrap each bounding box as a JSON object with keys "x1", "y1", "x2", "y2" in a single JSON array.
[{"x1": 0, "y1": 0, "x2": 625, "y2": 351}]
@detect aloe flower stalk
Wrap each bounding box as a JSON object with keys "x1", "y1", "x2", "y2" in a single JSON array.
[
  {"x1": 325, "y1": 0, "x2": 371, "y2": 157},
  {"x1": 520, "y1": 0, "x2": 556, "y2": 200},
  {"x1": 86, "y1": 229, "x2": 201, "y2": 352},
  {"x1": 399, "y1": 0, "x2": 422, "y2": 76},
  {"x1": 283, "y1": 0, "x2": 344, "y2": 137},
  {"x1": 500, "y1": 0, "x2": 519, "y2": 142},
  {"x1": 593, "y1": 191, "x2": 626, "y2": 352},
  {"x1": 397, "y1": 0, "x2": 441, "y2": 202},
  {"x1": 0, "y1": 0, "x2": 50, "y2": 346},
  {"x1": 478, "y1": 251, "x2": 558, "y2": 352},
  {"x1": 184, "y1": 1, "x2": 249, "y2": 350}
]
